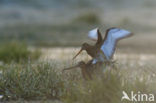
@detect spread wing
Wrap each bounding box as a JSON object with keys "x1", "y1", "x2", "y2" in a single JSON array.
[
  {"x1": 88, "y1": 28, "x2": 98, "y2": 41},
  {"x1": 101, "y1": 28, "x2": 133, "y2": 60},
  {"x1": 88, "y1": 28, "x2": 102, "y2": 45}
]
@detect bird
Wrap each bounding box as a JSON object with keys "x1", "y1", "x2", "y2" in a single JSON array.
[
  {"x1": 63, "y1": 60, "x2": 103, "y2": 80},
  {"x1": 72, "y1": 28, "x2": 103, "y2": 60},
  {"x1": 65, "y1": 27, "x2": 133, "y2": 80},
  {"x1": 73, "y1": 27, "x2": 133, "y2": 64}
]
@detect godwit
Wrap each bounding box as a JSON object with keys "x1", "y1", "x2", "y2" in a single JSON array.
[
  {"x1": 64, "y1": 27, "x2": 133, "y2": 80},
  {"x1": 73, "y1": 27, "x2": 133, "y2": 64},
  {"x1": 63, "y1": 60, "x2": 103, "y2": 80},
  {"x1": 72, "y1": 28, "x2": 103, "y2": 59}
]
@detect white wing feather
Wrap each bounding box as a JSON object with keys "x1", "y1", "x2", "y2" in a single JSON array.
[
  {"x1": 92, "y1": 51, "x2": 105, "y2": 64},
  {"x1": 92, "y1": 53, "x2": 105, "y2": 64},
  {"x1": 101, "y1": 28, "x2": 132, "y2": 60},
  {"x1": 88, "y1": 28, "x2": 98, "y2": 41}
]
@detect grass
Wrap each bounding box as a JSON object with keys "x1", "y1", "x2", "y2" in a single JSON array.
[
  {"x1": 62, "y1": 69, "x2": 155, "y2": 103},
  {"x1": 73, "y1": 12, "x2": 100, "y2": 24},
  {"x1": 0, "y1": 59, "x2": 155, "y2": 103},
  {"x1": 62, "y1": 70, "x2": 122, "y2": 103},
  {"x1": 0, "y1": 62, "x2": 64, "y2": 101},
  {"x1": 0, "y1": 48, "x2": 155, "y2": 103},
  {"x1": 0, "y1": 22, "x2": 156, "y2": 54},
  {"x1": 0, "y1": 42, "x2": 41, "y2": 63}
]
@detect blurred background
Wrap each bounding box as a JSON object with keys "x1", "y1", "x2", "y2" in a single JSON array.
[{"x1": 0, "y1": 0, "x2": 156, "y2": 53}]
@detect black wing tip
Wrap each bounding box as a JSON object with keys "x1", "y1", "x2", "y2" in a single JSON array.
[
  {"x1": 96, "y1": 28, "x2": 103, "y2": 45},
  {"x1": 106, "y1": 27, "x2": 117, "y2": 31},
  {"x1": 105, "y1": 27, "x2": 117, "y2": 35},
  {"x1": 104, "y1": 27, "x2": 117, "y2": 41},
  {"x1": 127, "y1": 32, "x2": 134, "y2": 38},
  {"x1": 96, "y1": 28, "x2": 100, "y2": 33},
  {"x1": 97, "y1": 29, "x2": 101, "y2": 35},
  {"x1": 106, "y1": 27, "x2": 134, "y2": 36},
  {"x1": 130, "y1": 32, "x2": 134, "y2": 36}
]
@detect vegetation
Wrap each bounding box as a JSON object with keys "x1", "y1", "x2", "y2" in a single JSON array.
[
  {"x1": 62, "y1": 69, "x2": 153, "y2": 103},
  {"x1": 73, "y1": 12, "x2": 100, "y2": 24},
  {"x1": 0, "y1": 62, "x2": 64, "y2": 101},
  {"x1": 0, "y1": 60, "x2": 154, "y2": 103},
  {"x1": 0, "y1": 42, "x2": 41, "y2": 63}
]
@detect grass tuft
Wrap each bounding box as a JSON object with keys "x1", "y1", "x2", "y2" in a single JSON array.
[
  {"x1": 0, "y1": 61, "x2": 155, "y2": 102},
  {"x1": 73, "y1": 12, "x2": 100, "y2": 24},
  {"x1": 62, "y1": 69, "x2": 154, "y2": 103},
  {"x1": 0, "y1": 62, "x2": 65, "y2": 100},
  {"x1": 0, "y1": 42, "x2": 41, "y2": 63}
]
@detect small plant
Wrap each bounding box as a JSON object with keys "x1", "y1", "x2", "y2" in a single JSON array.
[
  {"x1": 74, "y1": 12, "x2": 100, "y2": 24},
  {"x1": 0, "y1": 62, "x2": 65, "y2": 100},
  {"x1": 0, "y1": 42, "x2": 41, "y2": 63}
]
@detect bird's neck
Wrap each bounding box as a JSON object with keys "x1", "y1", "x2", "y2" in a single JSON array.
[{"x1": 85, "y1": 44, "x2": 94, "y2": 50}]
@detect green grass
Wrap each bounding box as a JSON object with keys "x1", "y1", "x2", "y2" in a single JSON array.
[
  {"x1": 73, "y1": 12, "x2": 100, "y2": 24},
  {"x1": 0, "y1": 42, "x2": 41, "y2": 63},
  {"x1": 0, "y1": 59, "x2": 155, "y2": 102},
  {"x1": 0, "y1": 62, "x2": 64, "y2": 101},
  {"x1": 0, "y1": 21, "x2": 156, "y2": 53},
  {"x1": 62, "y1": 69, "x2": 154, "y2": 103},
  {"x1": 62, "y1": 70, "x2": 122, "y2": 103}
]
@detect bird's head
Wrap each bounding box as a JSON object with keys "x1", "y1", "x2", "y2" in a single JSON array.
[
  {"x1": 82, "y1": 43, "x2": 90, "y2": 50},
  {"x1": 73, "y1": 43, "x2": 90, "y2": 60}
]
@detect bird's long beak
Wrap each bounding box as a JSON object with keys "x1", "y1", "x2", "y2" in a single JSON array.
[
  {"x1": 62, "y1": 64, "x2": 80, "y2": 72},
  {"x1": 72, "y1": 48, "x2": 83, "y2": 60}
]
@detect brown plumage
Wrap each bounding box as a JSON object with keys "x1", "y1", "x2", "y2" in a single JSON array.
[
  {"x1": 73, "y1": 29, "x2": 103, "y2": 59},
  {"x1": 63, "y1": 60, "x2": 103, "y2": 80},
  {"x1": 73, "y1": 27, "x2": 133, "y2": 61}
]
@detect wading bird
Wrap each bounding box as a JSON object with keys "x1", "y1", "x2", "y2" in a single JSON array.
[
  {"x1": 72, "y1": 28, "x2": 103, "y2": 60},
  {"x1": 64, "y1": 27, "x2": 133, "y2": 80},
  {"x1": 63, "y1": 60, "x2": 103, "y2": 80},
  {"x1": 73, "y1": 27, "x2": 133, "y2": 64}
]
